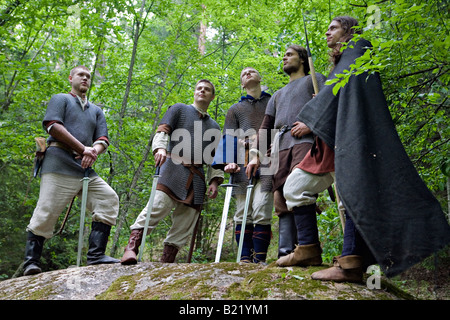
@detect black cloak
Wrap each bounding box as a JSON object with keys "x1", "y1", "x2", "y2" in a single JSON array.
[{"x1": 298, "y1": 39, "x2": 450, "y2": 277}]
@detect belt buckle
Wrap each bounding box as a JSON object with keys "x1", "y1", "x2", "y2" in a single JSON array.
[{"x1": 280, "y1": 125, "x2": 289, "y2": 134}]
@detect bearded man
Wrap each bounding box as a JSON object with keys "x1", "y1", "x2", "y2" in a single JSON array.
[{"x1": 246, "y1": 45, "x2": 327, "y2": 264}]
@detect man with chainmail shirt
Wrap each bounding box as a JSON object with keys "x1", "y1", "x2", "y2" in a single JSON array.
[
  {"x1": 121, "y1": 79, "x2": 224, "y2": 264},
  {"x1": 218, "y1": 67, "x2": 274, "y2": 263}
]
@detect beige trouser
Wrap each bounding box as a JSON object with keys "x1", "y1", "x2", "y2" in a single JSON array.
[
  {"x1": 234, "y1": 180, "x2": 274, "y2": 225},
  {"x1": 27, "y1": 173, "x2": 119, "y2": 239},
  {"x1": 130, "y1": 190, "x2": 199, "y2": 249},
  {"x1": 283, "y1": 168, "x2": 335, "y2": 211}
]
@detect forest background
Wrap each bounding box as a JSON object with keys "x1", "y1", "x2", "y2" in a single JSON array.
[{"x1": 0, "y1": 0, "x2": 449, "y2": 280}]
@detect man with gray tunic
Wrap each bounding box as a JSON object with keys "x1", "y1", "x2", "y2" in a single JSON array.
[
  {"x1": 121, "y1": 79, "x2": 223, "y2": 264},
  {"x1": 220, "y1": 67, "x2": 274, "y2": 263},
  {"x1": 246, "y1": 45, "x2": 326, "y2": 264},
  {"x1": 23, "y1": 65, "x2": 120, "y2": 276}
]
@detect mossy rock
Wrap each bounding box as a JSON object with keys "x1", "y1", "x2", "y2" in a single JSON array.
[{"x1": 0, "y1": 262, "x2": 412, "y2": 300}]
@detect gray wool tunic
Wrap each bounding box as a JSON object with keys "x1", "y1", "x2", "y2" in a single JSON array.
[
  {"x1": 265, "y1": 73, "x2": 327, "y2": 151},
  {"x1": 41, "y1": 93, "x2": 109, "y2": 178}
]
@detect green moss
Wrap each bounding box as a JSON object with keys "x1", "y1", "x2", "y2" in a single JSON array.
[
  {"x1": 96, "y1": 263, "x2": 410, "y2": 300},
  {"x1": 222, "y1": 266, "x2": 331, "y2": 300},
  {"x1": 1, "y1": 261, "x2": 415, "y2": 300},
  {"x1": 27, "y1": 284, "x2": 57, "y2": 300},
  {"x1": 96, "y1": 273, "x2": 138, "y2": 300}
]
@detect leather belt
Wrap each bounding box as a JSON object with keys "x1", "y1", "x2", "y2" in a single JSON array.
[{"x1": 48, "y1": 141, "x2": 79, "y2": 156}]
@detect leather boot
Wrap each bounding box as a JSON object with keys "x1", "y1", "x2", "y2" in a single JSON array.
[
  {"x1": 276, "y1": 243, "x2": 322, "y2": 267},
  {"x1": 23, "y1": 231, "x2": 45, "y2": 276},
  {"x1": 277, "y1": 212, "x2": 297, "y2": 258},
  {"x1": 87, "y1": 222, "x2": 120, "y2": 265},
  {"x1": 292, "y1": 204, "x2": 319, "y2": 245},
  {"x1": 235, "y1": 224, "x2": 254, "y2": 263},
  {"x1": 120, "y1": 229, "x2": 144, "y2": 265},
  {"x1": 160, "y1": 244, "x2": 179, "y2": 263},
  {"x1": 311, "y1": 255, "x2": 363, "y2": 283},
  {"x1": 252, "y1": 224, "x2": 271, "y2": 264}
]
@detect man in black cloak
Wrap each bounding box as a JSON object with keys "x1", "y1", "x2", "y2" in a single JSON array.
[{"x1": 296, "y1": 16, "x2": 450, "y2": 281}]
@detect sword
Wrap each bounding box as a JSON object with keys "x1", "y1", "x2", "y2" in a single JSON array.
[
  {"x1": 138, "y1": 166, "x2": 161, "y2": 262},
  {"x1": 236, "y1": 176, "x2": 255, "y2": 263},
  {"x1": 214, "y1": 173, "x2": 237, "y2": 262},
  {"x1": 77, "y1": 168, "x2": 91, "y2": 267}
]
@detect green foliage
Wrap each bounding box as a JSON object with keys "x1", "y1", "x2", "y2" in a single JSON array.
[
  {"x1": 0, "y1": 0, "x2": 448, "y2": 279},
  {"x1": 316, "y1": 194, "x2": 344, "y2": 263}
]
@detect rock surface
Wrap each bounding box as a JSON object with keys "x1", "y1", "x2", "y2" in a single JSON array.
[{"x1": 0, "y1": 262, "x2": 411, "y2": 300}]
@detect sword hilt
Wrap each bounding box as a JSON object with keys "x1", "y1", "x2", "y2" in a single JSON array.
[
  {"x1": 221, "y1": 172, "x2": 238, "y2": 187},
  {"x1": 155, "y1": 165, "x2": 161, "y2": 176},
  {"x1": 248, "y1": 176, "x2": 255, "y2": 187}
]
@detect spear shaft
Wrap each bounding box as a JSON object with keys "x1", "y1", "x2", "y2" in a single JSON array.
[{"x1": 302, "y1": 13, "x2": 319, "y2": 95}]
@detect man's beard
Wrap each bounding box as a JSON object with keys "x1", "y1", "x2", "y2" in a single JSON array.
[
  {"x1": 283, "y1": 64, "x2": 299, "y2": 75},
  {"x1": 76, "y1": 83, "x2": 89, "y2": 94}
]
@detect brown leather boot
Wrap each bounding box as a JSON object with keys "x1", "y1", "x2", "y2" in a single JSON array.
[
  {"x1": 276, "y1": 243, "x2": 322, "y2": 267},
  {"x1": 120, "y1": 229, "x2": 144, "y2": 265},
  {"x1": 311, "y1": 255, "x2": 363, "y2": 283},
  {"x1": 160, "y1": 244, "x2": 179, "y2": 263}
]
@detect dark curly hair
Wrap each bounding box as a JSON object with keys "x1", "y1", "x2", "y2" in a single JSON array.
[
  {"x1": 329, "y1": 16, "x2": 362, "y2": 66},
  {"x1": 287, "y1": 44, "x2": 310, "y2": 75}
]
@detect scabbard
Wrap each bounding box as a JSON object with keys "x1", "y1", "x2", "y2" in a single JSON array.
[{"x1": 33, "y1": 137, "x2": 47, "y2": 178}]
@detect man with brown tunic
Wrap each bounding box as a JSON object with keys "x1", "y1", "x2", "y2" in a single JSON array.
[{"x1": 246, "y1": 45, "x2": 326, "y2": 262}]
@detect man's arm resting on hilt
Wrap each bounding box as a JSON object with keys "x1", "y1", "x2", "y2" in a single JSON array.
[
  {"x1": 224, "y1": 162, "x2": 241, "y2": 173},
  {"x1": 47, "y1": 123, "x2": 98, "y2": 168}
]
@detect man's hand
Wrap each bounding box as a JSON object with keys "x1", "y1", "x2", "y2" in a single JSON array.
[
  {"x1": 80, "y1": 146, "x2": 98, "y2": 168},
  {"x1": 291, "y1": 121, "x2": 311, "y2": 138},
  {"x1": 154, "y1": 148, "x2": 167, "y2": 167},
  {"x1": 207, "y1": 180, "x2": 219, "y2": 199},
  {"x1": 245, "y1": 157, "x2": 260, "y2": 179},
  {"x1": 224, "y1": 163, "x2": 241, "y2": 173}
]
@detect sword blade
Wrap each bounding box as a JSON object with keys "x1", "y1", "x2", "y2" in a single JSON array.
[
  {"x1": 138, "y1": 172, "x2": 160, "y2": 262},
  {"x1": 215, "y1": 186, "x2": 233, "y2": 262},
  {"x1": 77, "y1": 169, "x2": 91, "y2": 267},
  {"x1": 236, "y1": 182, "x2": 254, "y2": 262}
]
